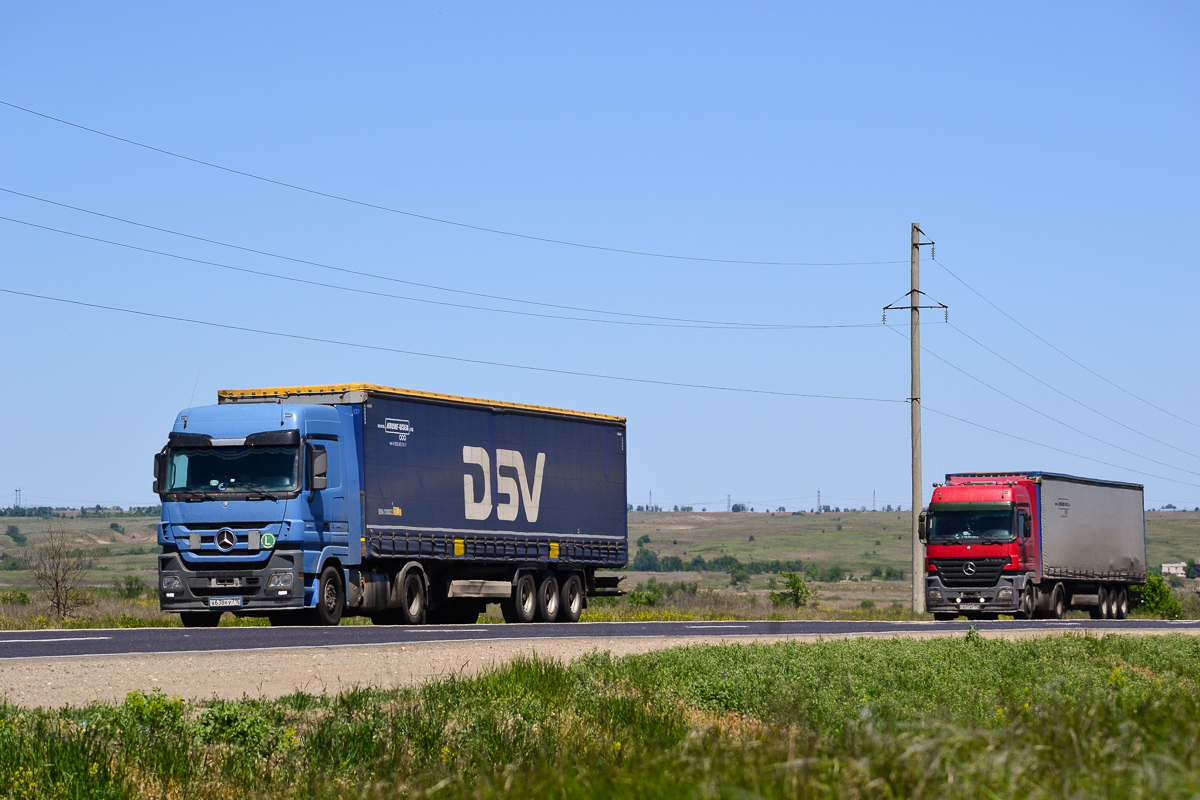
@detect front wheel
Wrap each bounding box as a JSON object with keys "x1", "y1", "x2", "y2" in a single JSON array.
[
  {"x1": 1018, "y1": 585, "x2": 1035, "y2": 620},
  {"x1": 180, "y1": 611, "x2": 222, "y2": 628},
  {"x1": 314, "y1": 566, "x2": 344, "y2": 626}
]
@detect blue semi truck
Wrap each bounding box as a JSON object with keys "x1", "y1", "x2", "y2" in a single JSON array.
[{"x1": 152, "y1": 384, "x2": 628, "y2": 627}]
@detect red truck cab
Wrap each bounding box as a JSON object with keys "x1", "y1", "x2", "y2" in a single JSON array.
[{"x1": 920, "y1": 475, "x2": 1038, "y2": 619}]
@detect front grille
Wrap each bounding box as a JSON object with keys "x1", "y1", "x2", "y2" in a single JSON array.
[{"x1": 930, "y1": 557, "x2": 1009, "y2": 587}]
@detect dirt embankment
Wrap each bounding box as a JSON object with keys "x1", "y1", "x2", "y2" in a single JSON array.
[{"x1": 4, "y1": 626, "x2": 1199, "y2": 708}]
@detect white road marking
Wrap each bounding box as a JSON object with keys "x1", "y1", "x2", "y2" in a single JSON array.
[
  {"x1": 0, "y1": 636, "x2": 113, "y2": 644},
  {"x1": 685, "y1": 625, "x2": 749, "y2": 629}
]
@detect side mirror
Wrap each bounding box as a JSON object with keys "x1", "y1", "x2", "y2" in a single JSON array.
[
  {"x1": 309, "y1": 445, "x2": 328, "y2": 491},
  {"x1": 918, "y1": 510, "x2": 929, "y2": 543},
  {"x1": 1021, "y1": 513, "x2": 1032, "y2": 539},
  {"x1": 152, "y1": 451, "x2": 165, "y2": 495}
]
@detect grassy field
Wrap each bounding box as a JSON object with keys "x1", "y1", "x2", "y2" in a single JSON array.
[
  {"x1": 2, "y1": 510, "x2": 1199, "y2": 627},
  {"x1": 6, "y1": 634, "x2": 1200, "y2": 798}
]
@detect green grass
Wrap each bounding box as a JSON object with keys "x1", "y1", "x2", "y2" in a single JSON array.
[{"x1": 6, "y1": 634, "x2": 1200, "y2": 798}]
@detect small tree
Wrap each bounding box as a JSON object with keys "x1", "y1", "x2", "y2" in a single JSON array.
[
  {"x1": 5, "y1": 524, "x2": 26, "y2": 546},
  {"x1": 25, "y1": 529, "x2": 96, "y2": 618},
  {"x1": 770, "y1": 571, "x2": 816, "y2": 608}
]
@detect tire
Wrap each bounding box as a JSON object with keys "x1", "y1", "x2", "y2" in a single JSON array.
[
  {"x1": 1018, "y1": 585, "x2": 1035, "y2": 620},
  {"x1": 1114, "y1": 586, "x2": 1129, "y2": 620},
  {"x1": 559, "y1": 574, "x2": 584, "y2": 623},
  {"x1": 501, "y1": 573, "x2": 537, "y2": 624},
  {"x1": 397, "y1": 569, "x2": 427, "y2": 625},
  {"x1": 933, "y1": 612, "x2": 957, "y2": 621},
  {"x1": 314, "y1": 565, "x2": 345, "y2": 626},
  {"x1": 180, "y1": 611, "x2": 222, "y2": 628},
  {"x1": 1099, "y1": 586, "x2": 1112, "y2": 619},
  {"x1": 1050, "y1": 583, "x2": 1066, "y2": 620},
  {"x1": 536, "y1": 573, "x2": 560, "y2": 622}
]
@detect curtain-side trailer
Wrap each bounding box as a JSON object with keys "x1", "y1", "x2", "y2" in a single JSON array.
[{"x1": 153, "y1": 384, "x2": 628, "y2": 627}]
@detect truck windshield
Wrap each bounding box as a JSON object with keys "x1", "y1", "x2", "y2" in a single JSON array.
[
  {"x1": 165, "y1": 446, "x2": 299, "y2": 494},
  {"x1": 928, "y1": 510, "x2": 1014, "y2": 543}
]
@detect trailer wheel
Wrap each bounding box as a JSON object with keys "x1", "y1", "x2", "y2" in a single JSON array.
[
  {"x1": 501, "y1": 573, "x2": 537, "y2": 623},
  {"x1": 536, "y1": 573, "x2": 560, "y2": 622},
  {"x1": 1090, "y1": 586, "x2": 1110, "y2": 620},
  {"x1": 1114, "y1": 586, "x2": 1129, "y2": 619},
  {"x1": 180, "y1": 611, "x2": 222, "y2": 628},
  {"x1": 1050, "y1": 583, "x2": 1066, "y2": 620},
  {"x1": 398, "y1": 569, "x2": 427, "y2": 625},
  {"x1": 559, "y1": 574, "x2": 584, "y2": 622},
  {"x1": 314, "y1": 566, "x2": 345, "y2": 626}
]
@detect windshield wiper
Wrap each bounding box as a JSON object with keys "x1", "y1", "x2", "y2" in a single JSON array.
[
  {"x1": 183, "y1": 492, "x2": 221, "y2": 502},
  {"x1": 245, "y1": 491, "x2": 281, "y2": 501}
]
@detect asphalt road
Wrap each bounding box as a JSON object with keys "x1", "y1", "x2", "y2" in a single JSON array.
[{"x1": 4, "y1": 617, "x2": 1200, "y2": 660}]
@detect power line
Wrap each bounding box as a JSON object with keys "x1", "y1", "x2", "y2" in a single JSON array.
[
  {"x1": 2, "y1": 215, "x2": 895, "y2": 331},
  {"x1": 889, "y1": 326, "x2": 1200, "y2": 479},
  {"x1": 923, "y1": 404, "x2": 1200, "y2": 489},
  {"x1": 0, "y1": 286, "x2": 909, "y2": 405},
  {"x1": 0, "y1": 186, "x2": 837, "y2": 328},
  {"x1": 0, "y1": 99, "x2": 906, "y2": 268},
  {"x1": 933, "y1": 255, "x2": 1200, "y2": 430},
  {"x1": 947, "y1": 321, "x2": 1200, "y2": 462}
]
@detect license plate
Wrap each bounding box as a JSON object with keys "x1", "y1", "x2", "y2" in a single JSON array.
[
  {"x1": 959, "y1": 603, "x2": 981, "y2": 611},
  {"x1": 208, "y1": 596, "x2": 243, "y2": 609}
]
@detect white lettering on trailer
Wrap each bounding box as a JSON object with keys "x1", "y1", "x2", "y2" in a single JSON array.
[
  {"x1": 462, "y1": 447, "x2": 492, "y2": 520},
  {"x1": 463, "y1": 446, "x2": 546, "y2": 522}
]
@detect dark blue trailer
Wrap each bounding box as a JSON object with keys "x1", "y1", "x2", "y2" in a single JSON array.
[{"x1": 153, "y1": 384, "x2": 627, "y2": 627}]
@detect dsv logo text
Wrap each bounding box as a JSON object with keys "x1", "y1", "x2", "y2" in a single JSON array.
[{"x1": 462, "y1": 446, "x2": 546, "y2": 522}]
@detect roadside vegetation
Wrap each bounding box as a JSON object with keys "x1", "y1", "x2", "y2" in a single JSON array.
[{"x1": 7, "y1": 634, "x2": 1200, "y2": 798}]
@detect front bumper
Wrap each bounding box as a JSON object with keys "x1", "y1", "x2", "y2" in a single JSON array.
[
  {"x1": 925, "y1": 572, "x2": 1028, "y2": 613},
  {"x1": 158, "y1": 550, "x2": 308, "y2": 613}
]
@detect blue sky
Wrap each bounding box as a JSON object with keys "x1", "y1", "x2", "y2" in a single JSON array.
[{"x1": 1, "y1": 2, "x2": 1197, "y2": 511}]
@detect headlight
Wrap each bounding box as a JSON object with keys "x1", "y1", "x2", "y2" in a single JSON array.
[
  {"x1": 161, "y1": 575, "x2": 183, "y2": 591},
  {"x1": 997, "y1": 587, "x2": 1014, "y2": 602},
  {"x1": 267, "y1": 572, "x2": 294, "y2": 589},
  {"x1": 926, "y1": 589, "x2": 942, "y2": 606}
]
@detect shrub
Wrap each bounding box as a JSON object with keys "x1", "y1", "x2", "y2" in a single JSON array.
[
  {"x1": 631, "y1": 548, "x2": 660, "y2": 571},
  {"x1": 25, "y1": 528, "x2": 97, "y2": 618},
  {"x1": 770, "y1": 571, "x2": 816, "y2": 608},
  {"x1": 0, "y1": 587, "x2": 30, "y2": 605},
  {"x1": 628, "y1": 581, "x2": 662, "y2": 606},
  {"x1": 113, "y1": 575, "x2": 149, "y2": 600},
  {"x1": 4, "y1": 525, "x2": 26, "y2": 546},
  {"x1": 729, "y1": 563, "x2": 750, "y2": 587},
  {"x1": 1131, "y1": 575, "x2": 1183, "y2": 618}
]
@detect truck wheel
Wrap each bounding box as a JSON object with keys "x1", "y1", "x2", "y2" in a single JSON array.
[
  {"x1": 1114, "y1": 586, "x2": 1129, "y2": 619},
  {"x1": 398, "y1": 570, "x2": 427, "y2": 625},
  {"x1": 180, "y1": 611, "x2": 222, "y2": 628},
  {"x1": 1050, "y1": 583, "x2": 1066, "y2": 620},
  {"x1": 315, "y1": 566, "x2": 345, "y2": 626},
  {"x1": 1018, "y1": 585, "x2": 1035, "y2": 620},
  {"x1": 559, "y1": 574, "x2": 584, "y2": 622},
  {"x1": 501, "y1": 573, "x2": 537, "y2": 624},
  {"x1": 1090, "y1": 586, "x2": 1110, "y2": 620},
  {"x1": 536, "y1": 573, "x2": 560, "y2": 622}
]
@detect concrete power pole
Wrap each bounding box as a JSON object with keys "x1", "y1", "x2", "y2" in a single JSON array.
[{"x1": 910, "y1": 223, "x2": 924, "y2": 614}]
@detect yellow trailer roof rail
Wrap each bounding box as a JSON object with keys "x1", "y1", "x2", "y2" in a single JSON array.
[{"x1": 217, "y1": 383, "x2": 625, "y2": 423}]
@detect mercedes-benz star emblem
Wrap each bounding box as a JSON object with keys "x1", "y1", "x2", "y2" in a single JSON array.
[
  {"x1": 962, "y1": 561, "x2": 977, "y2": 575},
  {"x1": 215, "y1": 528, "x2": 237, "y2": 552}
]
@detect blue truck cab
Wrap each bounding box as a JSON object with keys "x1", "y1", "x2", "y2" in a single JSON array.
[{"x1": 154, "y1": 384, "x2": 627, "y2": 627}]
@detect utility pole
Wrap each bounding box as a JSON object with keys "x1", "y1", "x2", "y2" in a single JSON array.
[
  {"x1": 910, "y1": 223, "x2": 923, "y2": 613},
  {"x1": 727, "y1": 494, "x2": 731, "y2": 513},
  {"x1": 13, "y1": 488, "x2": 19, "y2": 508},
  {"x1": 817, "y1": 489, "x2": 821, "y2": 513}
]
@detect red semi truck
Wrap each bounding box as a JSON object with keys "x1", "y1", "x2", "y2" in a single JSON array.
[{"x1": 919, "y1": 472, "x2": 1146, "y2": 620}]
